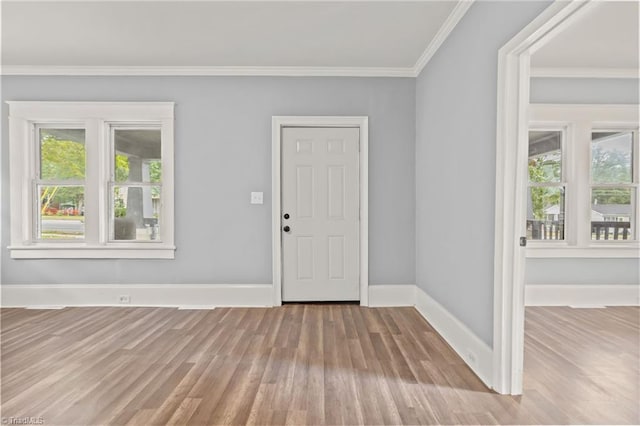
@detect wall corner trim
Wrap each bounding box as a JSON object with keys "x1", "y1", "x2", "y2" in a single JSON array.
[
  {"x1": 414, "y1": 285, "x2": 493, "y2": 389},
  {"x1": 412, "y1": 0, "x2": 475, "y2": 77},
  {"x1": 0, "y1": 284, "x2": 274, "y2": 308},
  {"x1": 525, "y1": 284, "x2": 640, "y2": 307}
]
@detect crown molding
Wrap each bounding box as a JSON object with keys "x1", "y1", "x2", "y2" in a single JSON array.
[
  {"x1": 530, "y1": 67, "x2": 639, "y2": 79},
  {"x1": 0, "y1": 65, "x2": 416, "y2": 78},
  {"x1": 413, "y1": 0, "x2": 475, "y2": 77}
]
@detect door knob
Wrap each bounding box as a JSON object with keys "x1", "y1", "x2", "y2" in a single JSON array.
[{"x1": 283, "y1": 226, "x2": 291, "y2": 232}]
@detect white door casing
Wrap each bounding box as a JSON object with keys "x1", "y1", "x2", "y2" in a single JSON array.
[
  {"x1": 272, "y1": 116, "x2": 369, "y2": 306},
  {"x1": 493, "y1": 0, "x2": 596, "y2": 395},
  {"x1": 281, "y1": 127, "x2": 360, "y2": 301}
]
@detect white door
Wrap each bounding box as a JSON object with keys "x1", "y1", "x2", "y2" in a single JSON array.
[{"x1": 281, "y1": 127, "x2": 360, "y2": 301}]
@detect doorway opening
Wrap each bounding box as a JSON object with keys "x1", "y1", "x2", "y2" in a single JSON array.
[{"x1": 493, "y1": 0, "x2": 600, "y2": 395}]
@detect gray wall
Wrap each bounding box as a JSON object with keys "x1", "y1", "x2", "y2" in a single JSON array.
[
  {"x1": 528, "y1": 76, "x2": 640, "y2": 286},
  {"x1": 526, "y1": 258, "x2": 640, "y2": 285},
  {"x1": 530, "y1": 77, "x2": 640, "y2": 104},
  {"x1": 1, "y1": 76, "x2": 416, "y2": 285},
  {"x1": 415, "y1": 1, "x2": 551, "y2": 346}
]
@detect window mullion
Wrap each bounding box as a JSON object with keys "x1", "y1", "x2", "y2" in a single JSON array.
[
  {"x1": 160, "y1": 118, "x2": 175, "y2": 247},
  {"x1": 100, "y1": 121, "x2": 111, "y2": 244},
  {"x1": 24, "y1": 123, "x2": 36, "y2": 243},
  {"x1": 83, "y1": 119, "x2": 101, "y2": 245},
  {"x1": 574, "y1": 121, "x2": 591, "y2": 248},
  {"x1": 631, "y1": 128, "x2": 640, "y2": 241},
  {"x1": 634, "y1": 130, "x2": 639, "y2": 184},
  {"x1": 563, "y1": 124, "x2": 575, "y2": 246},
  {"x1": 635, "y1": 184, "x2": 639, "y2": 241}
]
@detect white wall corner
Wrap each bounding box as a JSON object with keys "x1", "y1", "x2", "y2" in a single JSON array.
[
  {"x1": 412, "y1": 0, "x2": 475, "y2": 77},
  {"x1": 414, "y1": 285, "x2": 493, "y2": 389},
  {"x1": 525, "y1": 284, "x2": 640, "y2": 307},
  {"x1": 368, "y1": 284, "x2": 416, "y2": 307},
  {"x1": 0, "y1": 284, "x2": 274, "y2": 308}
]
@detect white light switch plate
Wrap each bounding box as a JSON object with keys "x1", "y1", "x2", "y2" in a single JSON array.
[{"x1": 251, "y1": 192, "x2": 264, "y2": 204}]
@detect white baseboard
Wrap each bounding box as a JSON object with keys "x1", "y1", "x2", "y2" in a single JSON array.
[
  {"x1": 1, "y1": 282, "x2": 494, "y2": 391},
  {"x1": 1, "y1": 284, "x2": 274, "y2": 308},
  {"x1": 525, "y1": 284, "x2": 640, "y2": 307},
  {"x1": 368, "y1": 284, "x2": 416, "y2": 307},
  {"x1": 414, "y1": 286, "x2": 493, "y2": 389}
]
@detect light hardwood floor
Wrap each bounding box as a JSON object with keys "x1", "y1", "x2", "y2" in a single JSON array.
[{"x1": 1, "y1": 305, "x2": 638, "y2": 425}]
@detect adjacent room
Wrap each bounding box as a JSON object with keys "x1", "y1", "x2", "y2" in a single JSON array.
[
  {"x1": 522, "y1": 2, "x2": 639, "y2": 423},
  {"x1": 1, "y1": 1, "x2": 638, "y2": 425}
]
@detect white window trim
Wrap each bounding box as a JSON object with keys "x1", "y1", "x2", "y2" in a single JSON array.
[
  {"x1": 527, "y1": 103, "x2": 640, "y2": 259},
  {"x1": 7, "y1": 101, "x2": 175, "y2": 259}
]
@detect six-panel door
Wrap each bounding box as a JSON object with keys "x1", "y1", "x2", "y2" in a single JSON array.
[{"x1": 281, "y1": 127, "x2": 360, "y2": 301}]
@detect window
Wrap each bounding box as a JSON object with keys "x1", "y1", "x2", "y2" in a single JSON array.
[
  {"x1": 37, "y1": 127, "x2": 86, "y2": 240},
  {"x1": 591, "y1": 131, "x2": 634, "y2": 240},
  {"x1": 111, "y1": 127, "x2": 163, "y2": 242},
  {"x1": 527, "y1": 104, "x2": 639, "y2": 258},
  {"x1": 8, "y1": 102, "x2": 175, "y2": 259},
  {"x1": 527, "y1": 130, "x2": 565, "y2": 241}
]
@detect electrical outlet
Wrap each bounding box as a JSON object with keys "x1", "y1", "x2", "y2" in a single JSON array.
[
  {"x1": 250, "y1": 192, "x2": 264, "y2": 204},
  {"x1": 118, "y1": 295, "x2": 131, "y2": 304}
]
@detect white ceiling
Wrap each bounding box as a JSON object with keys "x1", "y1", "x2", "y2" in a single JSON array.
[
  {"x1": 6, "y1": 1, "x2": 636, "y2": 77},
  {"x1": 531, "y1": 1, "x2": 639, "y2": 71},
  {"x1": 1, "y1": 1, "x2": 460, "y2": 70}
]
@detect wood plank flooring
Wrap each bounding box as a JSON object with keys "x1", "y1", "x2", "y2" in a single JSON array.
[{"x1": 1, "y1": 305, "x2": 638, "y2": 425}]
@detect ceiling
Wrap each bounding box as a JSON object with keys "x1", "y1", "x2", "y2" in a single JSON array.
[
  {"x1": 4, "y1": 1, "x2": 637, "y2": 77},
  {"x1": 531, "y1": 1, "x2": 639, "y2": 72},
  {"x1": 115, "y1": 129, "x2": 162, "y2": 159},
  {"x1": 1, "y1": 1, "x2": 461, "y2": 72}
]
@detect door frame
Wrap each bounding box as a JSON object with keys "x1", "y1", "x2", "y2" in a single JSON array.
[
  {"x1": 493, "y1": 0, "x2": 595, "y2": 395},
  {"x1": 272, "y1": 116, "x2": 369, "y2": 306}
]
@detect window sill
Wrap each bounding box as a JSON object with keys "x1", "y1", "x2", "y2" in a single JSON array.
[
  {"x1": 8, "y1": 244, "x2": 176, "y2": 259},
  {"x1": 526, "y1": 244, "x2": 640, "y2": 259}
]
